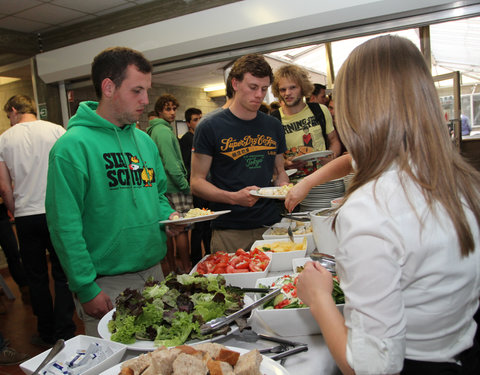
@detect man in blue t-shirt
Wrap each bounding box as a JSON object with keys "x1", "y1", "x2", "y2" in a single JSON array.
[{"x1": 191, "y1": 54, "x2": 289, "y2": 253}]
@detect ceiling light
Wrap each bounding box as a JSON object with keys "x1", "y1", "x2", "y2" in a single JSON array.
[
  {"x1": 0, "y1": 77, "x2": 21, "y2": 85},
  {"x1": 204, "y1": 84, "x2": 226, "y2": 92}
]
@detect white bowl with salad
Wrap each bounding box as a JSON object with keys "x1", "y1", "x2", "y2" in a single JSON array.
[
  {"x1": 190, "y1": 249, "x2": 272, "y2": 288},
  {"x1": 249, "y1": 274, "x2": 344, "y2": 337}
]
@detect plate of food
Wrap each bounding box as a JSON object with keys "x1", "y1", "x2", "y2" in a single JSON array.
[
  {"x1": 159, "y1": 209, "x2": 231, "y2": 224},
  {"x1": 97, "y1": 273, "x2": 249, "y2": 351},
  {"x1": 99, "y1": 344, "x2": 289, "y2": 375},
  {"x1": 249, "y1": 184, "x2": 294, "y2": 199},
  {"x1": 292, "y1": 150, "x2": 333, "y2": 162}
]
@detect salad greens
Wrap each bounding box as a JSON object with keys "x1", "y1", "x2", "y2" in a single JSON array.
[
  {"x1": 261, "y1": 272, "x2": 345, "y2": 310},
  {"x1": 107, "y1": 273, "x2": 244, "y2": 347}
]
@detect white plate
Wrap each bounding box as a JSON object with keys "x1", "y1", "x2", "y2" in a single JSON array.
[
  {"x1": 99, "y1": 345, "x2": 289, "y2": 375},
  {"x1": 159, "y1": 210, "x2": 231, "y2": 224},
  {"x1": 286, "y1": 168, "x2": 297, "y2": 177},
  {"x1": 249, "y1": 187, "x2": 288, "y2": 199},
  {"x1": 292, "y1": 150, "x2": 333, "y2": 162},
  {"x1": 98, "y1": 295, "x2": 254, "y2": 351}
]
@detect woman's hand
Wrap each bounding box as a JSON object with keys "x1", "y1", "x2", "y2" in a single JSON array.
[
  {"x1": 285, "y1": 178, "x2": 313, "y2": 212},
  {"x1": 296, "y1": 261, "x2": 334, "y2": 307}
]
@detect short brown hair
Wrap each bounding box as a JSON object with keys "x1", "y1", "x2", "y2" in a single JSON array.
[
  {"x1": 3, "y1": 95, "x2": 37, "y2": 116},
  {"x1": 229, "y1": 54, "x2": 273, "y2": 85},
  {"x1": 154, "y1": 94, "x2": 179, "y2": 115},
  {"x1": 271, "y1": 64, "x2": 314, "y2": 99},
  {"x1": 91, "y1": 47, "x2": 152, "y2": 99}
]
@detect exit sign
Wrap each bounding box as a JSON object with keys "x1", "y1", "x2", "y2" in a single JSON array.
[{"x1": 39, "y1": 103, "x2": 48, "y2": 120}]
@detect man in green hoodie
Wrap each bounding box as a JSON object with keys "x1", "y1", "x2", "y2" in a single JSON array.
[
  {"x1": 45, "y1": 47, "x2": 180, "y2": 336},
  {"x1": 147, "y1": 94, "x2": 192, "y2": 273}
]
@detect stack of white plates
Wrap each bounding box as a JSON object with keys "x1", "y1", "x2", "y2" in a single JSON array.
[{"x1": 300, "y1": 178, "x2": 345, "y2": 211}]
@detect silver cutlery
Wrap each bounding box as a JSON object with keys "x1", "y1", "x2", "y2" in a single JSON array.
[{"x1": 31, "y1": 339, "x2": 65, "y2": 375}]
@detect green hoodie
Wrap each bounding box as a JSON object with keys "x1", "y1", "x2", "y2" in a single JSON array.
[
  {"x1": 45, "y1": 101, "x2": 174, "y2": 303},
  {"x1": 146, "y1": 118, "x2": 190, "y2": 194}
]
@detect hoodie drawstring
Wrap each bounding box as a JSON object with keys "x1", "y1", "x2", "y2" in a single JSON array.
[{"x1": 113, "y1": 127, "x2": 138, "y2": 207}]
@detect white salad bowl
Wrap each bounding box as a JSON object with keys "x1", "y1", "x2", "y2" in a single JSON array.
[{"x1": 249, "y1": 275, "x2": 344, "y2": 337}]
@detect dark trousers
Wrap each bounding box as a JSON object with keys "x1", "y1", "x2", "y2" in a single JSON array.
[
  {"x1": 190, "y1": 195, "x2": 212, "y2": 265},
  {"x1": 0, "y1": 204, "x2": 27, "y2": 288},
  {"x1": 401, "y1": 340, "x2": 480, "y2": 375},
  {"x1": 15, "y1": 214, "x2": 76, "y2": 342}
]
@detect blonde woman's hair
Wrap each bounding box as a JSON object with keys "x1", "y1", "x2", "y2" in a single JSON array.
[
  {"x1": 271, "y1": 64, "x2": 314, "y2": 99},
  {"x1": 334, "y1": 35, "x2": 480, "y2": 256}
]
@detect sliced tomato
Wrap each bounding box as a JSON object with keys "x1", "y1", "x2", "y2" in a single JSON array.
[
  {"x1": 249, "y1": 263, "x2": 262, "y2": 272},
  {"x1": 235, "y1": 260, "x2": 250, "y2": 269},
  {"x1": 275, "y1": 299, "x2": 290, "y2": 309},
  {"x1": 196, "y1": 262, "x2": 208, "y2": 274},
  {"x1": 213, "y1": 265, "x2": 227, "y2": 274},
  {"x1": 250, "y1": 258, "x2": 268, "y2": 271},
  {"x1": 226, "y1": 265, "x2": 235, "y2": 273},
  {"x1": 235, "y1": 248, "x2": 248, "y2": 257}
]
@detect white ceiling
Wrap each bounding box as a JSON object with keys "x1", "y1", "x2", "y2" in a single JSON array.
[
  {"x1": 0, "y1": 0, "x2": 155, "y2": 33},
  {"x1": 0, "y1": 1, "x2": 479, "y2": 89}
]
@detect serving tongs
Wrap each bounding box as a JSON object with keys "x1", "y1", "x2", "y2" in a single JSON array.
[
  {"x1": 227, "y1": 286, "x2": 274, "y2": 293},
  {"x1": 310, "y1": 252, "x2": 337, "y2": 275},
  {"x1": 200, "y1": 288, "x2": 281, "y2": 335},
  {"x1": 233, "y1": 329, "x2": 308, "y2": 363},
  {"x1": 280, "y1": 213, "x2": 310, "y2": 222}
]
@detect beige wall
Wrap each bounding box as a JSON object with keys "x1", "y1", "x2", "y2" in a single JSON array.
[
  {"x1": 67, "y1": 82, "x2": 222, "y2": 131},
  {"x1": 0, "y1": 79, "x2": 34, "y2": 134}
]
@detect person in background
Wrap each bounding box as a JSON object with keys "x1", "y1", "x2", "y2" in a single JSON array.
[
  {"x1": 46, "y1": 47, "x2": 181, "y2": 337},
  {"x1": 148, "y1": 110, "x2": 158, "y2": 121},
  {"x1": 269, "y1": 101, "x2": 281, "y2": 113},
  {"x1": 0, "y1": 332, "x2": 29, "y2": 365},
  {"x1": 179, "y1": 107, "x2": 202, "y2": 178},
  {"x1": 461, "y1": 113, "x2": 472, "y2": 136},
  {"x1": 147, "y1": 94, "x2": 192, "y2": 273},
  {"x1": 179, "y1": 108, "x2": 212, "y2": 265},
  {"x1": 270, "y1": 64, "x2": 341, "y2": 175},
  {"x1": 191, "y1": 53, "x2": 289, "y2": 252},
  {"x1": 297, "y1": 35, "x2": 480, "y2": 375},
  {"x1": 259, "y1": 102, "x2": 270, "y2": 114},
  {"x1": 308, "y1": 83, "x2": 328, "y2": 105},
  {"x1": 0, "y1": 95, "x2": 75, "y2": 348},
  {"x1": 0, "y1": 199, "x2": 29, "y2": 307}
]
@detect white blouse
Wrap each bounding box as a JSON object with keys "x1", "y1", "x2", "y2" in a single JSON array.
[{"x1": 335, "y1": 167, "x2": 480, "y2": 374}]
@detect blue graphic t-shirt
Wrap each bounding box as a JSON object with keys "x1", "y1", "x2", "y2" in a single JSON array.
[{"x1": 193, "y1": 109, "x2": 286, "y2": 229}]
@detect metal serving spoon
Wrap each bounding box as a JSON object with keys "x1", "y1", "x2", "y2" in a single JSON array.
[
  {"x1": 287, "y1": 212, "x2": 295, "y2": 243},
  {"x1": 310, "y1": 252, "x2": 337, "y2": 275},
  {"x1": 31, "y1": 339, "x2": 65, "y2": 375}
]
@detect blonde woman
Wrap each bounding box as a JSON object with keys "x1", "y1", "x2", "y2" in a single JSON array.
[{"x1": 297, "y1": 36, "x2": 480, "y2": 375}]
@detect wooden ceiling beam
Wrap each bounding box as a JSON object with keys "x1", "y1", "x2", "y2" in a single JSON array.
[{"x1": 0, "y1": 28, "x2": 38, "y2": 56}]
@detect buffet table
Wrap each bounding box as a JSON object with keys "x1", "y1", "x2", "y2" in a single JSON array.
[
  {"x1": 118, "y1": 333, "x2": 340, "y2": 375},
  {"x1": 115, "y1": 267, "x2": 341, "y2": 375}
]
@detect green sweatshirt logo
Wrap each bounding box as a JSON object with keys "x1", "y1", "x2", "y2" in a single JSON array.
[{"x1": 104, "y1": 152, "x2": 156, "y2": 188}]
